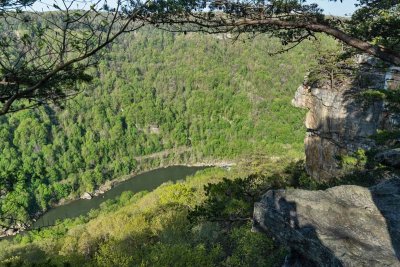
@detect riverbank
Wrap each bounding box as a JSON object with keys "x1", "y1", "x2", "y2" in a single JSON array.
[
  {"x1": 80, "y1": 160, "x2": 236, "y2": 200},
  {"x1": 0, "y1": 160, "x2": 235, "y2": 238}
]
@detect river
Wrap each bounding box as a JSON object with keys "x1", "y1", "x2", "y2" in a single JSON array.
[{"x1": 33, "y1": 166, "x2": 208, "y2": 228}]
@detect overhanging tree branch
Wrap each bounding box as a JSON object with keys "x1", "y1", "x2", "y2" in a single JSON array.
[
  {"x1": 229, "y1": 18, "x2": 400, "y2": 65},
  {"x1": 143, "y1": 0, "x2": 400, "y2": 66},
  {"x1": 0, "y1": 0, "x2": 149, "y2": 115}
]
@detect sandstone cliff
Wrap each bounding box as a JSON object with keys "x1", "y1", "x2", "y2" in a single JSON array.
[
  {"x1": 292, "y1": 55, "x2": 400, "y2": 181},
  {"x1": 253, "y1": 56, "x2": 400, "y2": 266}
]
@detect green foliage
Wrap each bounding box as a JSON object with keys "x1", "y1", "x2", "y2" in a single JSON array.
[
  {"x1": 95, "y1": 240, "x2": 134, "y2": 267},
  {"x1": 359, "y1": 86, "x2": 400, "y2": 99},
  {"x1": 348, "y1": 0, "x2": 400, "y2": 52},
  {"x1": 188, "y1": 175, "x2": 272, "y2": 224},
  {"x1": 307, "y1": 50, "x2": 343, "y2": 88},
  {"x1": 226, "y1": 224, "x2": 286, "y2": 267},
  {"x1": 0, "y1": 163, "x2": 293, "y2": 266},
  {"x1": 358, "y1": 87, "x2": 400, "y2": 112},
  {"x1": 142, "y1": 243, "x2": 222, "y2": 267},
  {"x1": 0, "y1": 28, "x2": 334, "y2": 225},
  {"x1": 340, "y1": 149, "x2": 368, "y2": 171},
  {"x1": 314, "y1": 149, "x2": 393, "y2": 188},
  {"x1": 0, "y1": 15, "x2": 339, "y2": 266},
  {"x1": 158, "y1": 183, "x2": 194, "y2": 206},
  {"x1": 359, "y1": 89, "x2": 387, "y2": 103}
]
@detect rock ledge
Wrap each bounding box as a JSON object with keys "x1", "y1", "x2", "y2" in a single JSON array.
[{"x1": 253, "y1": 179, "x2": 400, "y2": 267}]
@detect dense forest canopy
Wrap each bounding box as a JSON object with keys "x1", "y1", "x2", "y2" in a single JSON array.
[
  {"x1": 0, "y1": 26, "x2": 338, "y2": 230},
  {"x1": 0, "y1": 1, "x2": 398, "y2": 266},
  {"x1": 0, "y1": 0, "x2": 398, "y2": 243},
  {"x1": 0, "y1": 0, "x2": 399, "y2": 116}
]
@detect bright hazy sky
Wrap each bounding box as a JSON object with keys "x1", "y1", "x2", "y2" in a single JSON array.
[
  {"x1": 31, "y1": 0, "x2": 359, "y2": 16},
  {"x1": 307, "y1": 0, "x2": 358, "y2": 16}
]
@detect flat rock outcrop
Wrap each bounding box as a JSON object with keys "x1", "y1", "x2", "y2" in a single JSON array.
[
  {"x1": 253, "y1": 178, "x2": 400, "y2": 267},
  {"x1": 292, "y1": 55, "x2": 400, "y2": 181}
]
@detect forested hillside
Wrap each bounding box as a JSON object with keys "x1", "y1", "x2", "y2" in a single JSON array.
[
  {"x1": 0, "y1": 27, "x2": 337, "y2": 226},
  {"x1": 0, "y1": 160, "x2": 308, "y2": 266},
  {"x1": 0, "y1": 0, "x2": 398, "y2": 264}
]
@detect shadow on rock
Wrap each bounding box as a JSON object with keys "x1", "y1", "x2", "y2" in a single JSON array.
[
  {"x1": 253, "y1": 179, "x2": 400, "y2": 266},
  {"x1": 370, "y1": 178, "x2": 400, "y2": 260},
  {"x1": 253, "y1": 190, "x2": 343, "y2": 267}
]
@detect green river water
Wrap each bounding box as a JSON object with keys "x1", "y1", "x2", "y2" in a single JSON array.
[{"x1": 33, "y1": 166, "x2": 208, "y2": 228}]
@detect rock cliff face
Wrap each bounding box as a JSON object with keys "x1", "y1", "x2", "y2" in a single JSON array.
[
  {"x1": 255, "y1": 56, "x2": 400, "y2": 266},
  {"x1": 292, "y1": 55, "x2": 400, "y2": 181},
  {"x1": 253, "y1": 178, "x2": 400, "y2": 267}
]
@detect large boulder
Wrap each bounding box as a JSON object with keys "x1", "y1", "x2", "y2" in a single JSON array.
[
  {"x1": 253, "y1": 178, "x2": 400, "y2": 267},
  {"x1": 81, "y1": 192, "x2": 92, "y2": 200}
]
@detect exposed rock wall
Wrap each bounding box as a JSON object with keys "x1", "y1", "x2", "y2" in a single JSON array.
[
  {"x1": 253, "y1": 178, "x2": 400, "y2": 267},
  {"x1": 292, "y1": 55, "x2": 400, "y2": 181},
  {"x1": 252, "y1": 56, "x2": 400, "y2": 266}
]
